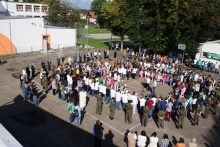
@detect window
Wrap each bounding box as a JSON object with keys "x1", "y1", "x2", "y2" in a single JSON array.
[
  {"x1": 16, "y1": 5, "x2": 23, "y2": 12},
  {"x1": 34, "y1": 5, "x2": 40, "y2": 12},
  {"x1": 203, "y1": 52, "x2": 207, "y2": 57},
  {"x1": 25, "y1": 5, "x2": 32, "y2": 12},
  {"x1": 42, "y1": 6, "x2": 48, "y2": 12}
]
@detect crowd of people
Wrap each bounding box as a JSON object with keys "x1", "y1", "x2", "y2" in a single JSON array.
[
  {"x1": 18, "y1": 48, "x2": 220, "y2": 147},
  {"x1": 126, "y1": 131, "x2": 197, "y2": 147}
]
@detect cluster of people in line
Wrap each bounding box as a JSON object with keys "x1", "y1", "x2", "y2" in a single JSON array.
[
  {"x1": 126, "y1": 131, "x2": 198, "y2": 147},
  {"x1": 17, "y1": 49, "x2": 219, "y2": 147}
]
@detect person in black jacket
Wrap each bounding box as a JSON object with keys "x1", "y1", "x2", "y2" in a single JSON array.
[
  {"x1": 26, "y1": 64, "x2": 30, "y2": 81},
  {"x1": 94, "y1": 120, "x2": 104, "y2": 147},
  {"x1": 31, "y1": 63, "x2": 35, "y2": 79}
]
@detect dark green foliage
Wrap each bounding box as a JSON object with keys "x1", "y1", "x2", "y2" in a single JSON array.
[
  {"x1": 100, "y1": 0, "x2": 220, "y2": 55},
  {"x1": 91, "y1": 0, "x2": 107, "y2": 27}
]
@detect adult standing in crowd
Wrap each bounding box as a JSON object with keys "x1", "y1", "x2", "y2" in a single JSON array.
[
  {"x1": 141, "y1": 103, "x2": 150, "y2": 127},
  {"x1": 94, "y1": 120, "x2": 104, "y2": 147},
  {"x1": 109, "y1": 98, "x2": 115, "y2": 120},
  {"x1": 175, "y1": 137, "x2": 186, "y2": 147},
  {"x1": 148, "y1": 132, "x2": 159, "y2": 147},
  {"x1": 96, "y1": 92, "x2": 103, "y2": 115},
  {"x1": 31, "y1": 63, "x2": 35, "y2": 79},
  {"x1": 125, "y1": 100, "x2": 133, "y2": 124}
]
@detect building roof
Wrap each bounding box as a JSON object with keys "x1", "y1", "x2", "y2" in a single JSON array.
[
  {"x1": 89, "y1": 12, "x2": 97, "y2": 19},
  {"x1": 79, "y1": 11, "x2": 97, "y2": 19},
  {"x1": 205, "y1": 40, "x2": 220, "y2": 44}
]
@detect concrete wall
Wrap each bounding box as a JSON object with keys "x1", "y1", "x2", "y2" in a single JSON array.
[{"x1": 0, "y1": 17, "x2": 76, "y2": 54}]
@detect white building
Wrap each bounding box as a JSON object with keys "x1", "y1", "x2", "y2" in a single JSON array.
[
  {"x1": 195, "y1": 40, "x2": 220, "y2": 64},
  {"x1": 0, "y1": 0, "x2": 48, "y2": 17},
  {"x1": 0, "y1": 16, "x2": 77, "y2": 55}
]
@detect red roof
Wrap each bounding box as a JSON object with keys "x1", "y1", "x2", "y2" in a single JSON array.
[
  {"x1": 79, "y1": 11, "x2": 97, "y2": 19},
  {"x1": 89, "y1": 12, "x2": 97, "y2": 19}
]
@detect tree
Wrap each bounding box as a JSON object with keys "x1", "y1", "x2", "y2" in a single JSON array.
[
  {"x1": 174, "y1": 0, "x2": 220, "y2": 55},
  {"x1": 126, "y1": 0, "x2": 220, "y2": 55},
  {"x1": 45, "y1": 0, "x2": 79, "y2": 27},
  {"x1": 91, "y1": 0, "x2": 106, "y2": 28},
  {"x1": 101, "y1": 0, "x2": 131, "y2": 50}
]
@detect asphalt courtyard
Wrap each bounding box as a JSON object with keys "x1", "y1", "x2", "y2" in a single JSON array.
[{"x1": 0, "y1": 49, "x2": 219, "y2": 147}]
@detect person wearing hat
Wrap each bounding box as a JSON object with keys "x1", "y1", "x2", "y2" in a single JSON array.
[
  {"x1": 109, "y1": 98, "x2": 116, "y2": 120},
  {"x1": 187, "y1": 138, "x2": 197, "y2": 147},
  {"x1": 204, "y1": 97, "x2": 212, "y2": 119},
  {"x1": 125, "y1": 100, "x2": 133, "y2": 124},
  {"x1": 141, "y1": 102, "x2": 150, "y2": 127},
  {"x1": 177, "y1": 105, "x2": 185, "y2": 129},
  {"x1": 157, "y1": 108, "x2": 166, "y2": 129},
  {"x1": 96, "y1": 92, "x2": 103, "y2": 115}
]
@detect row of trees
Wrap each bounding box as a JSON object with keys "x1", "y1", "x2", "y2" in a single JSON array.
[
  {"x1": 92, "y1": 0, "x2": 220, "y2": 55},
  {"x1": 44, "y1": 0, "x2": 80, "y2": 27}
]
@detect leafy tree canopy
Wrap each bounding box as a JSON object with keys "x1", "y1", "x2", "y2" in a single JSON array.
[
  {"x1": 91, "y1": 0, "x2": 107, "y2": 27},
  {"x1": 45, "y1": 0, "x2": 79, "y2": 28}
]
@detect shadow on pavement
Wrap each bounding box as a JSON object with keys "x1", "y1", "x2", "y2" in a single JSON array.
[
  {"x1": 202, "y1": 113, "x2": 220, "y2": 147},
  {"x1": 0, "y1": 94, "x2": 118, "y2": 147}
]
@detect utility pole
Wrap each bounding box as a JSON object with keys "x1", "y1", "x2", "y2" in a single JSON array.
[{"x1": 86, "y1": 12, "x2": 91, "y2": 50}]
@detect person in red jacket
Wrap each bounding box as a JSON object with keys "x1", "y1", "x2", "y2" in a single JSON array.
[{"x1": 147, "y1": 96, "x2": 154, "y2": 118}]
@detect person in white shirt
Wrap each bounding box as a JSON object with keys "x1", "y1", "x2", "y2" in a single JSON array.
[
  {"x1": 79, "y1": 89, "x2": 87, "y2": 109},
  {"x1": 122, "y1": 91, "x2": 128, "y2": 110},
  {"x1": 94, "y1": 82, "x2": 99, "y2": 96},
  {"x1": 137, "y1": 131, "x2": 147, "y2": 147},
  {"x1": 194, "y1": 73, "x2": 199, "y2": 82},
  {"x1": 114, "y1": 72, "x2": 118, "y2": 81},
  {"x1": 148, "y1": 132, "x2": 159, "y2": 147},
  {"x1": 152, "y1": 79, "x2": 157, "y2": 94},
  {"x1": 67, "y1": 73, "x2": 72, "y2": 92},
  {"x1": 139, "y1": 93, "x2": 146, "y2": 115},
  {"x1": 122, "y1": 67, "x2": 127, "y2": 81},
  {"x1": 151, "y1": 96, "x2": 157, "y2": 115},
  {"x1": 131, "y1": 91, "x2": 138, "y2": 114},
  {"x1": 110, "y1": 87, "x2": 116, "y2": 99},
  {"x1": 145, "y1": 76, "x2": 151, "y2": 91},
  {"x1": 115, "y1": 90, "x2": 122, "y2": 110},
  {"x1": 131, "y1": 68, "x2": 137, "y2": 79}
]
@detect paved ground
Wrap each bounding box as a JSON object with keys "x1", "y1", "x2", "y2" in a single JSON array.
[{"x1": 0, "y1": 49, "x2": 220, "y2": 147}]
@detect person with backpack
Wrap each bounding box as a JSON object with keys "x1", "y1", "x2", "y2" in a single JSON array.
[
  {"x1": 74, "y1": 103, "x2": 82, "y2": 126},
  {"x1": 68, "y1": 100, "x2": 75, "y2": 123}
]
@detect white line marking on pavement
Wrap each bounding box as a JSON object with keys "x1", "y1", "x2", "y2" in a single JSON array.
[
  {"x1": 123, "y1": 123, "x2": 141, "y2": 134},
  {"x1": 86, "y1": 112, "x2": 124, "y2": 135}
]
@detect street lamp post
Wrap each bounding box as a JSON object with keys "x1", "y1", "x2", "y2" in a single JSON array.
[{"x1": 86, "y1": 12, "x2": 91, "y2": 50}]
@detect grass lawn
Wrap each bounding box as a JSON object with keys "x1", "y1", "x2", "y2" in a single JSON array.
[
  {"x1": 77, "y1": 37, "x2": 124, "y2": 49},
  {"x1": 79, "y1": 27, "x2": 111, "y2": 34}
]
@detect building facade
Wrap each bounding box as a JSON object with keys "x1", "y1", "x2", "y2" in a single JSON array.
[{"x1": 0, "y1": 0, "x2": 48, "y2": 17}]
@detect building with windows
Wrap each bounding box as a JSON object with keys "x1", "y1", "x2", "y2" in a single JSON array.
[{"x1": 0, "y1": 0, "x2": 48, "y2": 17}]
